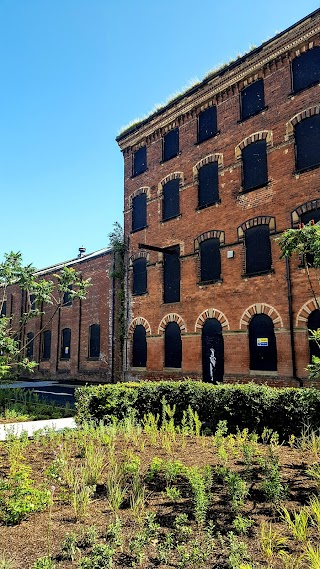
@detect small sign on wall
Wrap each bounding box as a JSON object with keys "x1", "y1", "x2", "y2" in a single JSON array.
[{"x1": 257, "y1": 338, "x2": 268, "y2": 346}]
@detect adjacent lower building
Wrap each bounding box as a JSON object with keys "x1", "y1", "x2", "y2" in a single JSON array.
[{"x1": 117, "y1": 9, "x2": 320, "y2": 387}]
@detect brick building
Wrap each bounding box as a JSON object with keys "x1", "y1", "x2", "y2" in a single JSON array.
[
  {"x1": 5, "y1": 247, "x2": 122, "y2": 383},
  {"x1": 117, "y1": 9, "x2": 320, "y2": 387}
]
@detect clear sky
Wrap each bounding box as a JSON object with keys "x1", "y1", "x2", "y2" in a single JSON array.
[{"x1": 0, "y1": 0, "x2": 319, "y2": 269}]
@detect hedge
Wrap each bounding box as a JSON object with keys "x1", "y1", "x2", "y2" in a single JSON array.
[{"x1": 74, "y1": 381, "x2": 320, "y2": 438}]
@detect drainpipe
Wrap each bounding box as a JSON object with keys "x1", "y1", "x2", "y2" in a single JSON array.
[{"x1": 286, "y1": 256, "x2": 303, "y2": 386}]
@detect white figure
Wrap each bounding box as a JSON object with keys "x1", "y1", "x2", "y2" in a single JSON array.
[{"x1": 209, "y1": 347, "x2": 216, "y2": 382}]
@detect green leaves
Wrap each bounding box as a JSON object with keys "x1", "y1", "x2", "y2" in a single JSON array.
[{"x1": 278, "y1": 221, "x2": 320, "y2": 268}]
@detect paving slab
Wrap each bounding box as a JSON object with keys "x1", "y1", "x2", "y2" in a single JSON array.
[{"x1": 0, "y1": 417, "x2": 76, "y2": 440}]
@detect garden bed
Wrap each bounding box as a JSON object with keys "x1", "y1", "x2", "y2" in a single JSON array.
[{"x1": 1, "y1": 411, "x2": 320, "y2": 568}]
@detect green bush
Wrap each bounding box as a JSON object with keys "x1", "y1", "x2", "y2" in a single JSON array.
[{"x1": 75, "y1": 381, "x2": 320, "y2": 438}]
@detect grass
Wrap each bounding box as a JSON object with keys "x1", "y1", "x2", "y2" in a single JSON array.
[
  {"x1": 0, "y1": 388, "x2": 74, "y2": 423},
  {"x1": 1, "y1": 414, "x2": 320, "y2": 567}
]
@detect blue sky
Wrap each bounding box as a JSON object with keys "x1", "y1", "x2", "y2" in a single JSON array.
[{"x1": 0, "y1": 0, "x2": 319, "y2": 269}]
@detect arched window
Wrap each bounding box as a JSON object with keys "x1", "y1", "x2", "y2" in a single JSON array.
[
  {"x1": 165, "y1": 322, "x2": 182, "y2": 368},
  {"x1": 26, "y1": 332, "x2": 34, "y2": 359},
  {"x1": 89, "y1": 324, "x2": 100, "y2": 359},
  {"x1": 132, "y1": 325, "x2": 147, "y2": 367},
  {"x1": 249, "y1": 314, "x2": 277, "y2": 371},
  {"x1": 202, "y1": 318, "x2": 224, "y2": 383},
  {"x1": 245, "y1": 224, "x2": 272, "y2": 275},
  {"x1": 61, "y1": 328, "x2": 71, "y2": 359},
  {"x1": 198, "y1": 162, "x2": 219, "y2": 208},
  {"x1": 133, "y1": 258, "x2": 147, "y2": 295},
  {"x1": 295, "y1": 115, "x2": 320, "y2": 172},
  {"x1": 242, "y1": 140, "x2": 268, "y2": 192},
  {"x1": 292, "y1": 47, "x2": 320, "y2": 93},
  {"x1": 132, "y1": 193, "x2": 147, "y2": 232},
  {"x1": 199, "y1": 238, "x2": 221, "y2": 283},
  {"x1": 42, "y1": 330, "x2": 51, "y2": 360},
  {"x1": 308, "y1": 309, "x2": 320, "y2": 363}
]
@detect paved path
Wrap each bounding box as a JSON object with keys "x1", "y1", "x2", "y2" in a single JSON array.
[{"x1": 0, "y1": 417, "x2": 76, "y2": 441}]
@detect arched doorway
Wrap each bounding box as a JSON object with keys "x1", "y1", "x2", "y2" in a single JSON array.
[
  {"x1": 249, "y1": 314, "x2": 277, "y2": 371},
  {"x1": 132, "y1": 325, "x2": 147, "y2": 367},
  {"x1": 202, "y1": 318, "x2": 224, "y2": 383},
  {"x1": 165, "y1": 322, "x2": 182, "y2": 368},
  {"x1": 308, "y1": 309, "x2": 320, "y2": 363}
]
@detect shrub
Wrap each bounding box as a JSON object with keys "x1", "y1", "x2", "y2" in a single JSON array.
[{"x1": 75, "y1": 381, "x2": 320, "y2": 438}]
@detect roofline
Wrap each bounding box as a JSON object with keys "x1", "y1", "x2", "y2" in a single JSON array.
[
  {"x1": 116, "y1": 7, "x2": 320, "y2": 144},
  {"x1": 35, "y1": 247, "x2": 112, "y2": 277}
]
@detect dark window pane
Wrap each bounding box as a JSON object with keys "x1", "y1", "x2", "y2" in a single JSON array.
[
  {"x1": 198, "y1": 162, "x2": 219, "y2": 208},
  {"x1": 245, "y1": 224, "x2": 272, "y2": 275},
  {"x1": 241, "y1": 79, "x2": 265, "y2": 120},
  {"x1": 132, "y1": 325, "x2": 147, "y2": 367},
  {"x1": 89, "y1": 324, "x2": 100, "y2": 358},
  {"x1": 249, "y1": 314, "x2": 277, "y2": 371},
  {"x1": 133, "y1": 258, "x2": 147, "y2": 295},
  {"x1": 26, "y1": 332, "x2": 34, "y2": 359},
  {"x1": 132, "y1": 193, "x2": 147, "y2": 232},
  {"x1": 242, "y1": 140, "x2": 268, "y2": 191},
  {"x1": 164, "y1": 246, "x2": 180, "y2": 303},
  {"x1": 42, "y1": 330, "x2": 51, "y2": 360},
  {"x1": 198, "y1": 106, "x2": 217, "y2": 143},
  {"x1": 200, "y1": 238, "x2": 221, "y2": 282},
  {"x1": 202, "y1": 318, "x2": 224, "y2": 383},
  {"x1": 163, "y1": 128, "x2": 179, "y2": 161},
  {"x1": 292, "y1": 47, "x2": 320, "y2": 93},
  {"x1": 30, "y1": 294, "x2": 36, "y2": 310},
  {"x1": 165, "y1": 322, "x2": 182, "y2": 368},
  {"x1": 163, "y1": 179, "x2": 180, "y2": 221},
  {"x1": 0, "y1": 301, "x2": 6, "y2": 317},
  {"x1": 295, "y1": 115, "x2": 320, "y2": 172},
  {"x1": 63, "y1": 286, "x2": 72, "y2": 306},
  {"x1": 132, "y1": 146, "x2": 147, "y2": 176},
  {"x1": 308, "y1": 310, "x2": 320, "y2": 363},
  {"x1": 61, "y1": 328, "x2": 71, "y2": 359}
]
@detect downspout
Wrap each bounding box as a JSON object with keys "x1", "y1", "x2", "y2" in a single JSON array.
[
  {"x1": 56, "y1": 306, "x2": 61, "y2": 373},
  {"x1": 286, "y1": 256, "x2": 303, "y2": 386},
  {"x1": 77, "y1": 298, "x2": 82, "y2": 376},
  {"x1": 124, "y1": 235, "x2": 130, "y2": 375}
]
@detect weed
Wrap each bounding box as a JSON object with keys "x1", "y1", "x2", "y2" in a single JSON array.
[
  {"x1": 216, "y1": 466, "x2": 248, "y2": 513},
  {"x1": 61, "y1": 532, "x2": 79, "y2": 561},
  {"x1": 184, "y1": 465, "x2": 212, "y2": 527},
  {"x1": 146, "y1": 456, "x2": 163, "y2": 482},
  {"x1": 77, "y1": 526, "x2": 98, "y2": 549},
  {"x1": 260, "y1": 447, "x2": 287, "y2": 504},
  {"x1": 32, "y1": 557, "x2": 55, "y2": 569},
  {"x1": 142, "y1": 412, "x2": 159, "y2": 445},
  {"x1": 71, "y1": 473, "x2": 94, "y2": 521},
  {"x1": 232, "y1": 514, "x2": 254, "y2": 534},
  {"x1": 106, "y1": 517, "x2": 123, "y2": 549},
  {"x1": 259, "y1": 521, "x2": 287, "y2": 563},
  {"x1": 162, "y1": 459, "x2": 184, "y2": 486},
  {"x1": 78, "y1": 544, "x2": 115, "y2": 569},
  {"x1": 165, "y1": 485, "x2": 181, "y2": 500},
  {"x1": 0, "y1": 470, "x2": 50, "y2": 525},
  {"x1": 227, "y1": 532, "x2": 250, "y2": 569},
  {"x1": 157, "y1": 531, "x2": 174, "y2": 564},
  {"x1": 174, "y1": 513, "x2": 192, "y2": 542},
  {"x1": 279, "y1": 506, "x2": 310, "y2": 542}
]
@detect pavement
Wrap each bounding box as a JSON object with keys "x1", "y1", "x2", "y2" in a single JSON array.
[{"x1": 0, "y1": 416, "x2": 77, "y2": 441}]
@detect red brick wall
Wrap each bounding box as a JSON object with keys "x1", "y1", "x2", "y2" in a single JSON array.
[{"x1": 119, "y1": 18, "x2": 320, "y2": 387}]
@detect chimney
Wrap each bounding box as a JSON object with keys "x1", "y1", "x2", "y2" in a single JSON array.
[{"x1": 78, "y1": 246, "x2": 86, "y2": 258}]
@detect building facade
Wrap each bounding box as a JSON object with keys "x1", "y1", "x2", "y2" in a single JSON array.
[
  {"x1": 117, "y1": 9, "x2": 320, "y2": 387},
  {"x1": 5, "y1": 247, "x2": 122, "y2": 383}
]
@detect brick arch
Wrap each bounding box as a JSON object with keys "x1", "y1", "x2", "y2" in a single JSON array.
[
  {"x1": 194, "y1": 230, "x2": 225, "y2": 251},
  {"x1": 286, "y1": 105, "x2": 320, "y2": 137},
  {"x1": 195, "y1": 308, "x2": 229, "y2": 332},
  {"x1": 158, "y1": 313, "x2": 187, "y2": 335},
  {"x1": 158, "y1": 172, "x2": 184, "y2": 196},
  {"x1": 237, "y1": 216, "x2": 276, "y2": 240},
  {"x1": 240, "y1": 304, "x2": 283, "y2": 330},
  {"x1": 235, "y1": 130, "x2": 273, "y2": 160},
  {"x1": 129, "y1": 317, "x2": 151, "y2": 337},
  {"x1": 129, "y1": 251, "x2": 149, "y2": 268},
  {"x1": 291, "y1": 199, "x2": 320, "y2": 227},
  {"x1": 193, "y1": 154, "x2": 223, "y2": 182},
  {"x1": 296, "y1": 298, "x2": 320, "y2": 327},
  {"x1": 129, "y1": 186, "x2": 151, "y2": 208}
]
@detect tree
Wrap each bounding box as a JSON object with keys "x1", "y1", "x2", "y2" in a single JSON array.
[
  {"x1": 278, "y1": 220, "x2": 320, "y2": 378},
  {"x1": 0, "y1": 251, "x2": 91, "y2": 379}
]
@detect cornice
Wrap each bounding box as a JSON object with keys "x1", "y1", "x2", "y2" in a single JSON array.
[{"x1": 117, "y1": 15, "x2": 320, "y2": 152}]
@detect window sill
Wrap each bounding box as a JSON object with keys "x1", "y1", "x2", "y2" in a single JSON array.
[
  {"x1": 198, "y1": 279, "x2": 222, "y2": 286},
  {"x1": 196, "y1": 199, "x2": 221, "y2": 211},
  {"x1": 195, "y1": 130, "x2": 220, "y2": 146},
  {"x1": 132, "y1": 291, "x2": 148, "y2": 297},
  {"x1": 162, "y1": 214, "x2": 181, "y2": 223},
  {"x1": 249, "y1": 370, "x2": 278, "y2": 377},
  {"x1": 242, "y1": 269, "x2": 274, "y2": 279},
  {"x1": 163, "y1": 300, "x2": 180, "y2": 305},
  {"x1": 288, "y1": 81, "x2": 320, "y2": 97},
  {"x1": 164, "y1": 367, "x2": 182, "y2": 371},
  {"x1": 131, "y1": 168, "x2": 148, "y2": 179},
  {"x1": 131, "y1": 225, "x2": 148, "y2": 234},
  {"x1": 294, "y1": 163, "x2": 320, "y2": 176},
  {"x1": 237, "y1": 106, "x2": 268, "y2": 124},
  {"x1": 160, "y1": 151, "x2": 181, "y2": 164},
  {"x1": 131, "y1": 366, "x2": 147, "y2": 371},
  {"x1": 60, "y1": 358, "x2": 70, "y2": 361},
  {"x1": 240, "y1": 180, "x2": 270, "y2": 194}
]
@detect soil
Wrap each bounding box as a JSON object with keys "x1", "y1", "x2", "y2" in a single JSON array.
[{"x1": 0, "y1": 429, "x2": 318, "y2": 569}]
